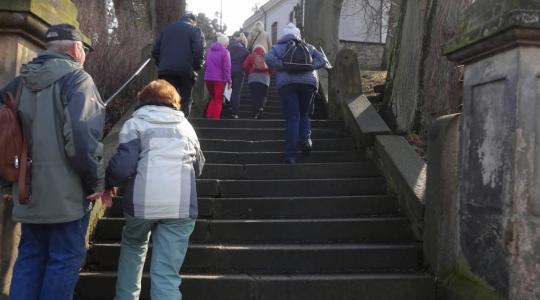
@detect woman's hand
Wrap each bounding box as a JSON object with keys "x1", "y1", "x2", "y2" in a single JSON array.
[{"x1": 101, "y1": 188, "x2": 118, "y2": 208}]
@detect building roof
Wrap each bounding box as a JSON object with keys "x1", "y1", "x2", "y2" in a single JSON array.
[{"x1": 242, "y1": 0, "x2": 285, "y2": 30}]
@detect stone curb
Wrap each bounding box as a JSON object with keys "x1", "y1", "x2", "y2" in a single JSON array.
[{"x1": 339, "y1": 93, "x2": 426, "y2": 240}]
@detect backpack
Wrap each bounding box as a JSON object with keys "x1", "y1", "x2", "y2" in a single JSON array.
[
  {"x1": 281, "y1": 39, "x2": 313, "y2": 72},
  {"x1": 252, "y1": 52, "x2": 268, "y2": 72},
  {"x1": 0, "y1": 81, "x2": 30, "y2": 204}
]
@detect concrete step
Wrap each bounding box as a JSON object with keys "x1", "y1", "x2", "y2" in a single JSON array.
[
  {"x1": 94, "y1": 217, "x2": 414, "y2": 243},
  {"x1": 238, "y1": 102, "x2": 282, "y2": 109},
  {"x1": 239, "y1": 104, "x2": 282, "y2": 111},
  {"x1": 190, "y1": 118, "x2": 344, "y2": 129},
  {"x1": 195, "y1": 127, "x2": 348, "y2": 140},
  {"x1": 238, "y1": 111, "x2": 283, "y2": 119},
  {"x1": 240, "y1": 91, "x2": 279, "y2": 97},
  {"x1": 203, "y1": 152, "x2": 365, "y2": 164},
  {"x1": 108, "y1": 195, "x2": 400, "y2": 219},
  {"x1": 239, "y1": 99, "x2": 281, "y2": 106},
  {"x1": 76, "y1": 272, "x2": 436, "y2": 300},
  {"x1": 86, "y1": 242, "x2": 423, "y2": 273},
  {"x1": 200, "y1": 138, "x2": 358, "y2": 152},
  {"x1": 200, "y1": 162, "x2": 378, "y2": 179},
  {"x1": 196, "y1": 177, "x2": 386, "y2": 197}
]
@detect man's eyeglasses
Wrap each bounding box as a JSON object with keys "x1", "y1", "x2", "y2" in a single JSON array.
[{"x1": 78, "y1": 42, "x2": 90, "y2": 55}]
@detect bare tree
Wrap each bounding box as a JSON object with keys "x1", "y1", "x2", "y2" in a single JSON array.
[
  {"x1": 341, "y1": 0, "x2": 393, "y2": 43},
  {"x1": 154, "y1": 0, "x2": 186, "y2": 32},
  {"x1": 74, "y1": 0, "x2": 160, "y2": 132},
  {"x1": 382, "y1": 0, "x2": 474, "y2": 136}
]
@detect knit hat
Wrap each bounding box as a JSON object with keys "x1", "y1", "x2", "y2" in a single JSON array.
[
  {"x1": 282, "y1": 23, "x2": 301, "y2": 38},
  {"x1": 217, "y1": 34, "x2": 229, "y2": 46}
]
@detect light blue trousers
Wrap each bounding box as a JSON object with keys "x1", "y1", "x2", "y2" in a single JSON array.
[{"x1": 114, "y1": 215, "x2": 196, "y2": 300}]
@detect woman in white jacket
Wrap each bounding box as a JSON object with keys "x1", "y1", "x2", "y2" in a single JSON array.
[{"x1": 105, "y1": 79, "x2": 205, "y2": 300}]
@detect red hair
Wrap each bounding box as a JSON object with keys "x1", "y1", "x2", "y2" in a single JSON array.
[{"x1": 137, "y1": 80, "x2": 181, "y2": 110}]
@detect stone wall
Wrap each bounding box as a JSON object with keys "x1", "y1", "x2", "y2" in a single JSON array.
[
  {"x1": 425, "y1": 1, "x2": 540, "y2": 299},
  {"x1": 424, "y1": 114, "x2": 504, "y2": 300},
  {"x1": 339, "y1": 40, "x2": 384, "y2": 71}
]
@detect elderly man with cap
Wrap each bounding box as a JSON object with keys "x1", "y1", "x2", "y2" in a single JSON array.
[
  {"x1": 152, "y1": 12, "x2": 206, "y2": 118},
  {"x1": 0, "y1": 23, "x2": 105, "y2": 299}
]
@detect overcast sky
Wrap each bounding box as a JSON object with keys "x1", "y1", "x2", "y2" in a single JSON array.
[{"x1": 186, "y1": 0, "x2": 263, "y2": 34}]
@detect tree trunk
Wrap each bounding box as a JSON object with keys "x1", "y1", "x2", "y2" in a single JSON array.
[
  {"x1": 382, "y1": 0, "x2": 473, "y2": 135},
  {"x1": 420, "y1": 0, "x2": 473, "y2": 135},
  {"x1": 155, "y1": 0, "x2": 186, "y2": 32}
]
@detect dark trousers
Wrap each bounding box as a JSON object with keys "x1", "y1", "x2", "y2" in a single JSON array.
[
  {"x1": 230, "y1": 72, "x2": 245, "y2": 115},
  {"x1": 9, "y1": 214, "x2": 90, "y2": 300},
  {"x1": 159, "y1": 74, "x2": 195, "y2": 117},
  {"x1": 278, "y1": 83, "x2": 316, "y2": 160},
  {"x1": 249, "y1": 82, "x2": 268, "y2": 115}
]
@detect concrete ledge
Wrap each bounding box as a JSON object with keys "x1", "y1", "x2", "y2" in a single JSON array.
[
  {"x1": 423, "y1": 114, "x2": 461, "y2": 275},
  {"x1": 374, "y1": 135, "x2": 426, "y2": 240},
  {"x1": 343, "y1": 95, "x2": 391, "y2": 146}
]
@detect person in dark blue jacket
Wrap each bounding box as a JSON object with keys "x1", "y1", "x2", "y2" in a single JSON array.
[
  {"x1": 152, "y1": 12, "x2": 205, "y2": 117},
  {"x1": 265, "y1": 23, "x2": 327, "y2": 164},
  {"x1": 228, "y1": 32, "x2": 250, "y2": 118}
]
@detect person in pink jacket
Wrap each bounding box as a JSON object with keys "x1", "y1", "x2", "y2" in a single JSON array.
[{"x1": 204, "y1": 34, "x2": 232, "y2": 119}]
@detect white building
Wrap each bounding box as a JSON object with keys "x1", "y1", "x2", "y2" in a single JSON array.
[
  {"x1": 243, "y1": 0, "x2": 301, "y2": 44},
  {"x1": 242, "y1": 0, "x2": 389, "y2": 69},
  {"x1": 243, "y1": 0, "x2": 388, "y2": 44}
]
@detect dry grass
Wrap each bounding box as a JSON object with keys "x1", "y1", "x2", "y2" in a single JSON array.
[{"x1": 361, "y1": 71, "x2": 387, "y2": 96}]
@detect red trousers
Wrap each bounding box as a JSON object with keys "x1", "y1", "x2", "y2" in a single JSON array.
[{"x1": 205, "y1": 80, "x2": 226, "y2": 119}]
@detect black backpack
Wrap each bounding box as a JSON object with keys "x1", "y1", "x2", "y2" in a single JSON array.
[{"x1": 281, "y1": 39, "x2": 313, "y2": 72}]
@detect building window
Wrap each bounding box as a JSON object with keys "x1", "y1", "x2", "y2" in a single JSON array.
[
  {"x1": 289, "y1": 11, "x2": 294, "y2": 23},
  {"x1": 271, "y1": 22, "x2": 278, "y2": 44}
]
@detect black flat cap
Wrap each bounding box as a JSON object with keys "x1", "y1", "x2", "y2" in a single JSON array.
[
  {"x1": 46, "y1": 23, "x2": 94, "y2": 51},
  {"x1": 184, "y1": 12, "x2": 196, "y2": 22}
]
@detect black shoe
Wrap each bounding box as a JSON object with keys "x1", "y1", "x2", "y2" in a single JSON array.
[
  {"x1": 255, "y1": 108, "x2": 264, "y2": 119},
  {"x1": 285, "y1": 158, "x2": 296, "y2": 164},
  {"x1": 301, "y1": 139, "x2": 312, "y2": 155}
]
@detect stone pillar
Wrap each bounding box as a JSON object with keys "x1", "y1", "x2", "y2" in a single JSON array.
[
  {"x1": 0, "y1": 1, "x2": 81, "y2": 298},
  {"x1": 327, "y1": 49, "x2": 363, "y2": 120},
  {"x1": 445, "y1": 1, "x2": 540, "y2": 299}
]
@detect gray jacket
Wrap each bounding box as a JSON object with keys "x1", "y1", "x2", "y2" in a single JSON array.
[{"x1": 0, "y1": 51, "x2": 105, "y2": 223}]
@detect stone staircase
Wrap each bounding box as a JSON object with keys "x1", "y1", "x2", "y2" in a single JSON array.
[{"x1": 75, "y1": 82, "x2": 435, "y2": 299}]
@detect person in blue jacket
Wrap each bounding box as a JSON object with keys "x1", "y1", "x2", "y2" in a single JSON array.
[{"x1": 265, "y1": 23, "x2": 327, "y2": 164}]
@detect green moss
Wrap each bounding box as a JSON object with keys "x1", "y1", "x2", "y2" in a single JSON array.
[
  {"x1": 30, "y1": 0, "x2": 80, "y2": 28},
  {"x1": 444, "y1": 2, "x2": 540, "y2": 55},
  {"x1": 0, "y1": 0, "x2": 31, "y2": 11},
  {"x1": 0, "y1": 0, "x2": 90, "y2": 44},
  {"x1": 0, "y1": 0, "x2": 79, "y2": 26},
  {"x1": 440, "y1": 261, "x2": 505, "y2": 300}
]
